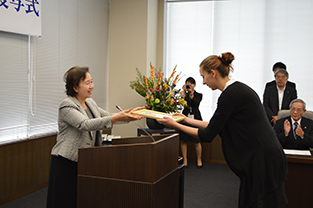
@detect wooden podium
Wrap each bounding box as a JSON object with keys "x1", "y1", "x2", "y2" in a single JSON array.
[{"x1": 77, "y1": 133, "x2": 181, "y2": 208}]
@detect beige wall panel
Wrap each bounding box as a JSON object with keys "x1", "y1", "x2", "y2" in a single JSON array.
[{"x1": 109, "y1": 0, "x2": 160, "y2": 137}]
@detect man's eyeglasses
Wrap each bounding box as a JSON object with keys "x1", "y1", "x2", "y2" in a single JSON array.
[{"x1": 290, "y1": 107, "x2": 303, "y2": 112}]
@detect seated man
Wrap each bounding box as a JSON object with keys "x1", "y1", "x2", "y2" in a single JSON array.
[
  {"x1": 263, "y1": 69, "x2": 297, "y2": 125},
  {"x1": 274, "y1": 99, "x2": 313, "y2": 150},
  {"x1": 265, "y1": 62, "x2": 296, "y2": 89}
]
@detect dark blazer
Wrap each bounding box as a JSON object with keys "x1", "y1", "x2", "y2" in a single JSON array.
[
  {"x1": 265, "y1": 80, "x2": 296, "y2": 89},
  {"x1": 275, "y1": 116, "x2": 313, "y2": 150},
  {"x1": 180, "y1": 91, "x2": 203, "y2": 143},
  {"x1": 263, "y1": 85, "x2": 297, "y2": 125},
  {"x1": 182, "y1": 91, "x2": 202, "y2": 120}
]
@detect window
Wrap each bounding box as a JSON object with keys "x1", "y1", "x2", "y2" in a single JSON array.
[
  {"x1": 0, "y1": 0, "x2": 109, "y2": 144},
  {"x1": 165, "y1": 0, "x2": 313, "y2": 121},
  {"x1": 165, "y1": 1, "x2": 217, "y2": 120}
]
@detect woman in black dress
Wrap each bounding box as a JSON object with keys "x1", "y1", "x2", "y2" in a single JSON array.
[
  {"x1": 159, "y1": 52, "x2": 288, "y2": 208},
  {"x1": 180, "y1": 77, "x2": 203, "y2": 168}
]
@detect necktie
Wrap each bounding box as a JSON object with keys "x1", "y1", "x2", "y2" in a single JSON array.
[{"x1": 294, "y1": 122, "x2": 299, "y2": 140}]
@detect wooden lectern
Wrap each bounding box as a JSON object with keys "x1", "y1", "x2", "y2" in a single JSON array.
[{"x1": 77, "y1": 133, "x2": 181, "y2": 208}]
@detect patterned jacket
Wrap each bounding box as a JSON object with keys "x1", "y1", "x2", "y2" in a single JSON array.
[{"x1": 51, "y1": 96, "x2": 113, "y2": 162}]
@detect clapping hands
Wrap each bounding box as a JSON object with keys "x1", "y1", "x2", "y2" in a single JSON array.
[{"x1": 284, "y1": 119, "x2": 304, "y2": 138}]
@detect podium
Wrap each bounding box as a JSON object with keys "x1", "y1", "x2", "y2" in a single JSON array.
[
  {"x1": 137, "y1": 128, "x2": 178, "y2": 136},
  {"x1": 77, "y1": 133, "x2": 181, "y2": 208}
]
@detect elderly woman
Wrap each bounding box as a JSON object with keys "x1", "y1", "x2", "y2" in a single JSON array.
[
  {"x1": 159, "y1": 53, "x2": 288, "y2": 208},
  {"x1": 263, "y1": 68, "x2": 297, "y2": 126},
  {"x1": 46, "y1": 66, "x2": 143, "y2": 208}
]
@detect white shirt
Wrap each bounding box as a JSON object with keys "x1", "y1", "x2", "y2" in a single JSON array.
[
  {"x1": 223, "y1": 79, "x2": 236, "y2": 91},
  {"x1": 276, "y1": 85, "x2": 285, "y2": 111},
  {"x1": 291, "y1": 117, "x2": 303, "y2": 139}
]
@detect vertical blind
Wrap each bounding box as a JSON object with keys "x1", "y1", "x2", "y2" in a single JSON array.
[
  {"x1": 0, "y1": 0, "x2": 109, "y2": 144},
  {"x1": 165, "y1": 0, "x2": 313, "y2": 121}
]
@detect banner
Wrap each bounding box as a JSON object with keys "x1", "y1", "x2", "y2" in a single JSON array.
[{"x1": 0, "y1": 0, "x2": 41, "y2": 36}]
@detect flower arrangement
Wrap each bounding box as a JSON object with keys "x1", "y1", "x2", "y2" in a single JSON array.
[{"x1": 130, "y1": 63, "x2": 187, "y2": 113}]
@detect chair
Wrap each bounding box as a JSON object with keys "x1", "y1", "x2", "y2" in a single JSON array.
[
  {"x1": 277, "y1": 109, "x2": 313, "y2": 121},
  {"x1": 277, "y1": 110, "x2": 290, "y2": 120},
  {"x1": 304, "y1": 110, "x2": 313, "y2": 120}
]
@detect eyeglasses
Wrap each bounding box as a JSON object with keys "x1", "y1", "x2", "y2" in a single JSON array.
[
  {"x1": 275, "y1": 75, "x2": 287, "y2": 80},
  {"x1": 290, "y1": 107, "x2": 303, "y2": 112}
]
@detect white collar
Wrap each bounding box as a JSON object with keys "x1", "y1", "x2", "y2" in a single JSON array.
[
  {"x1": 223, "y1": 78, "x2": 236, "y2": 91},
  {"x1": 276, "y1": 84, "x2": 286, "y2": 92},
  {"x1": 291, "y1": 117, "x2": 302, "y2": 125}
]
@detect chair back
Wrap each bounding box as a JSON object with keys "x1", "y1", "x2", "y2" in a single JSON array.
[
  {"x1": 277, "y1": 109, "x2": 313, "y2": 121},
  {"x1": 304, "y1": 110, "x2": 313, "y2": 120}
]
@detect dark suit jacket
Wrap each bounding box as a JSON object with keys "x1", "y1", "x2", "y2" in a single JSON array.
[
  {"x1": 265, "y1": 80, "x2": 296, "y2": 89},
  {"x1": 180, "y1": 91, "x2": 203, "y2": 143},
  {"x1": 274, "y1": 116, "x2": 313, "y2": 150},
  {"x1": 263, "y1": 85, "x2": 297, "y2": 125}
]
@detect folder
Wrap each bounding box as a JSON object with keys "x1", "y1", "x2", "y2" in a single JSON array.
[{"x1": 131, "y1": 109, "x2": 185, "y2": 122}]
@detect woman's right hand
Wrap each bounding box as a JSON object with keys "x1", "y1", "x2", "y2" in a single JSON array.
[
  {"x1": 111, "y1": 108, "x2": 142, "y2": 123},
  {"x1": 157, "y1": 113, "x2": 188, "y2": 127},
  {"x1": 172, "y1": 113, "x2": 186, "y2": 118},
  {"x1": 172, "y1": 113, "x2": 187, "y2": 122}
]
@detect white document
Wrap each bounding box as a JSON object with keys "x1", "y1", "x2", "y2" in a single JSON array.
[
  {"x1": 102, "y1": 134, "x2": 121, "y2": 142},
  {"x1": 283, "y1": 149, "x2": 311, "y2": 156}
]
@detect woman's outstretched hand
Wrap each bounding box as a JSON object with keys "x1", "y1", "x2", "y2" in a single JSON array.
[
  {"x1": 111, "y1": 108, "x2": 143, "y2": 123},
  {"x1": 157, "y1": 113, "x2": 186, "y2": 129},
  {"x1": 172, "y1": 113, "x2": 186, "y2": 119},
  {"x1": 131, "y1": 106, "x2": 145, "y2": 112}
]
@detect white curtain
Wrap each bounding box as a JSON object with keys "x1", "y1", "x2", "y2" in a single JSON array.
[{"x1": 165, "y1": 0, "x2": 313, "y2": 121}]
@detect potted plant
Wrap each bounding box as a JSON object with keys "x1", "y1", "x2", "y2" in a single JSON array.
[{"x1": 130, "y1": 63, "x2": 187, "y2": 129}]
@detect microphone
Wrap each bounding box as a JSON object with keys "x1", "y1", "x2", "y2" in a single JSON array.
[{"x1": 116, "y1": 105, "x2": 155, "y2": 142}]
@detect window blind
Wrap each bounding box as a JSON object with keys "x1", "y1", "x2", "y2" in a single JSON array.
[{"x1": 0, "y1": 0, "x2": 109, "y2": 144}]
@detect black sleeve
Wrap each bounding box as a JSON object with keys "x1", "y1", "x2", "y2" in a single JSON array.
[{"x1": 198, "y1": 91, "x2": 233, "y2": 143}]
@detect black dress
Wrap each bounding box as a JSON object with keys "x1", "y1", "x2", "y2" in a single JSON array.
[
  {"x1": 198, "y1": 81, "x2": 288, "y2": 208},
  {"x1": 180, "y1": 91, "x2": 203, "y2": 143}
]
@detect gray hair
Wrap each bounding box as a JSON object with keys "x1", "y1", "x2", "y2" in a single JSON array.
[
  {"x1": 289, "y1": 99, "x2": 306, "y2": 110},
  {"x1": 274, "y1": 68, "x2": 289, "y2": 79}
]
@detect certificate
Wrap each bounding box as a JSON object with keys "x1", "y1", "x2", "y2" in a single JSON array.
[{"x1": 131, "y1": 109, "x2": 185, "y2": 122}]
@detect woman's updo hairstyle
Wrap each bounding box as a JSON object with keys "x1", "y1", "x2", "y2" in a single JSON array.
[
  {"x1": 64, "y1": 66, "x2": 89, "y2": 96},
  {"x1": 200, "y1": 52, "x2": 235, "y2": 78}
]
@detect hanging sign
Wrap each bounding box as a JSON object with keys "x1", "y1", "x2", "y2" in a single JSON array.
[{"x1": 0, "y1": 0, "x2": 41, "y2": 36}]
